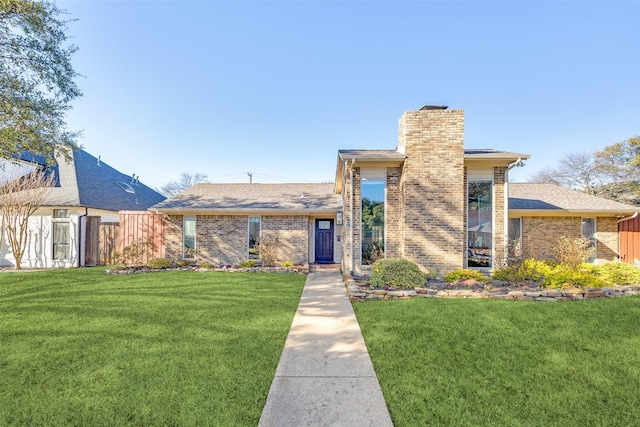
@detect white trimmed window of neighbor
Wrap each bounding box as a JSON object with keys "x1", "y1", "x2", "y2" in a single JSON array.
[
  {"x1": 248, "y1": 216, "x2": 261, "y2": 260},
  {"x1": 582, "y1": 217, "x2": 596, "y2": 263},
  {"x1": 508, "y1": 217, "x2": 522, "y2": 259},
  {"x1": 52, "y1": 209, "x2": 70, "y2": 260},
  {"x1": 360, "y1": 169, "x2": 386, "y2": 266},
  {"x1": 183, "y1": 216, "x2": 196, "y2": 259}
]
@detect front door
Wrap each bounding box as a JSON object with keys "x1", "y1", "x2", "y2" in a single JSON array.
[{"x1": 315, "y1": 219, "x2": 334, "y2": 263}]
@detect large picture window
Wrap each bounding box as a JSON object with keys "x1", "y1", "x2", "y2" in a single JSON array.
[
  {"x1": 361, "y1": 177, "x2": 385, "y2": 265},
  {"x1": 248, "y1": 216, "x2": 261, "y2": 260},
  {"x1": 468, "y1": 180, "x2": 493, "y2": 268},
  {"x1": 52, "y1": 209, "x2": 70, "y2": 260},
  {"x1": 183, "y1": 216, "x2": 196, "y2": 259}
]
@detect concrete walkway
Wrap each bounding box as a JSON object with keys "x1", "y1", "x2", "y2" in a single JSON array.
[{"x1": 259, "y1": 270, "x2": 393, "y2": 427}]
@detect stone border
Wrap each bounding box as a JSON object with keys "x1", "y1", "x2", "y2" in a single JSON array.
[{"x1": 346, "y1": 279, "x2": 640, "y2": 302}]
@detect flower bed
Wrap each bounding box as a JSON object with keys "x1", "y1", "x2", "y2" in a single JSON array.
[{"x1": 105, "y1": 264, "x2": 309, "y2": 275}]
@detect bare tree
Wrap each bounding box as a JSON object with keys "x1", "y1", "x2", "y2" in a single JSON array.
[
  {"x1": 0, "y1": 167, "x2": 55, "y2": 269},
  {"x1": 159, "y1": 172, "x2": 209, "y2": 197},
  {"x1": 529, "y1": 151, "x2": 602, "y2": 194}
]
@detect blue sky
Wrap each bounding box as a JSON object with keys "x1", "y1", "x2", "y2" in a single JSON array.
[{"x1": 60, "y1": 1, "x2": 639, "y2": 190}]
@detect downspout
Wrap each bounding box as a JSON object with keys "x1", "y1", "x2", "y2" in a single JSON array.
[{"x1": 77, "y1": 207, "x2": 88, "y2": 267}]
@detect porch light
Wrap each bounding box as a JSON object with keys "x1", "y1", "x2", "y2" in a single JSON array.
[{"x1": 336, "y1": 212, "x2": 343, "y2": 225}]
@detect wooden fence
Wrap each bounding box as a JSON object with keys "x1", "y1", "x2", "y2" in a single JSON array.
[
  {"x1": 119, "y1": 211, "x2": 165, "y2": 265},
  {"x1": 619, "y1": 214, "x2": 640, "y2": 264},
  {"x1": 84, "y1": 216, "x2": 119, "y2": 266}
]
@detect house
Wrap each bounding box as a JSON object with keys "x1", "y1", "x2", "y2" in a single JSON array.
[
  {"x1": 151, "y1": 106, "x2": 638, "y2": 274},
  {"x1": 0, "y1": 148, "x2": 165, "y2": 268}
]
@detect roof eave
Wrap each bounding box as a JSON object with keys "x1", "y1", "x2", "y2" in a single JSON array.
[
  {"x1": 509, "y1": 208, "x2": 638, "y2": 217},
  {"x1": 149, "y1": 208, "x2": 342, "y2": 216}
]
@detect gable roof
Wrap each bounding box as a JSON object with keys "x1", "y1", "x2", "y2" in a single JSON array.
[
  {"x1": 8, "y1": 148, "x2": 165, "y2": 211},
  {"x1": 151, "y1": 183, "x2": 341, "y2": 214},
  {"x1": 509, "y1": 183, "x2": 637, "y2": 216}
]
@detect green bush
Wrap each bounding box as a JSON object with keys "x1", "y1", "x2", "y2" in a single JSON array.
[
  {"x1": 147, "y1": 258, "x2": 171, "y2": 269},
  {"x1": 177, "y1": 260, "x2": 191, "y2": 267},
  {"x1": 199, "y1": 262, "x2": 213, "y2": 269},
  {"x1": 541, "y1": 266, "x2": 608, "y2": 289},
  {"x1": 281, "y1": 261, "x2": 296, "y2": 267},
  {"x1": 492, "y1": 259, "x2": 552, "y2": 284},
  {"x1": 553, "y1": 236, "x2": 595, "y2": 269},
  {"x1": 444, "y1": 269, "x2": 491, "y2": 284},
  {"x1": 591, "y1": 261, "x2": 640, "y2": 286},
  {"x1": 370, "y1": 258, "x2": 427, "y2": 289},
  {"x1": 239, "y1": 260, "x2": 257, "y2": 268}
]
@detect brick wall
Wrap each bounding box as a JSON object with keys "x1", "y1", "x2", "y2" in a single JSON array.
[
  {"x1": 165, "y1": 215, "x2": 183, "y2": 262},
  {"x1": 521, "y1": 216, "x2": 619, "y2": 263},
  {"x1": 262, "y1": 215, "x2": 309, "y2": 264},
  {"x1": 493, "y1": 167, "x2": 507, "y2": 266},
  {"x1": 397, "y1": 109, "x2": 465, "y2": 273},
  {"x1": 166, "y1": 214, "x2": 312, "y2": 266},
  {"x1": 385, "y1": 167, "x2": 402, "y2": 258}
]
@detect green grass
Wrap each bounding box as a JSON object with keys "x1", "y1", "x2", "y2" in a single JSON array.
[
  {"x1": 354, "y1": 297, "x2": 640, "y2": 426},
  {"x1": 0, "y1": 268, "x2": 305, "y2": 426}
]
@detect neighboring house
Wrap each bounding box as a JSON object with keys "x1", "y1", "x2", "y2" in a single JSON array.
[
  {"x1": 152, "y1": 106, "x2": 638, "y2": 274},
  {"x1": 0, "y1": 149, "x2": 165, "y2": 268}
]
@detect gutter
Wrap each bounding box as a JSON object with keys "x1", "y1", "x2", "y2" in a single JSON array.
[
  {"x1": 618, "y1": 212, "x2": 639, "y2": 223},
  {"x1": 77, "y1": 207, "x2": 89, "y2": 267}
]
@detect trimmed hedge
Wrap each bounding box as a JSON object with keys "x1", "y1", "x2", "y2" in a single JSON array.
[{"x1": 370, "y1": 258, "x2": 427, "y2": 289}]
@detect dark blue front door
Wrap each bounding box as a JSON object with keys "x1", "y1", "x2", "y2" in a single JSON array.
[{"x1": 315, "y1": 219, "x2": 334, "y2": 263}]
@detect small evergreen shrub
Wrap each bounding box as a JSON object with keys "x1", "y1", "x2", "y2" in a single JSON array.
[
  {"x1": 147, "y1": 258, "x2": 171, "y2": 269},
  {"x1": 281, "y1": 261, "x2": 296, "y2": 267},
  {"x1": 492, "y1": 259, "x2": 552, "y2": 284},
  {"x1": 239, "y1": 260, "x2": 257, "y2": 268},
  {"x1": 444, "y1": 269, "x2": 491, "y2": 284},
  {"x1": 540, "y1": 266, "x2": 608, "y2": 289},
  {"x1": 199, "y1": 262, "x2": 213, "y2": 269},
  {"x1": 370, "y1": 258, "x2": 427, "y2": 289},
  {"x1": 177, "y1": 260, "x2": 191, "y2": 267},
  {"x1": 591, "y1": 261, "x2": 640, "y2": 286},
  {"x1": 113, "y1": 239, "x2": 154, "y2": 268}
]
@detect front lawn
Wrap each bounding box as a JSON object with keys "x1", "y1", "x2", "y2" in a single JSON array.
[
  {"x1": 354, "y1": 297, "x2": 640, "y2": 426},
  {"x1": 0, "y1": 268, "x2": 305, "y2": 426}
]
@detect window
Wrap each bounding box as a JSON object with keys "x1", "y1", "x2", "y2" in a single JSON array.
[
  {"x1": 467, "y1": 180, "x2": 493, "y2": 268},
  {"x1": 248, "y1": 217, "x2": 261, "y2": 260},
  {"x1": 508, "y1": 218, "x2": 522, "y2": 259},
  {"x1": 582, "y1": 218, "x2": 596, "y2": 263},
  {"x1": 52, "y1": 209, "x2": 70, "y2": 260},
  {"x1": 361, "y1": 176, "x2": 385, "y2": 265},
  {"x1": 183, "y1": 216, "x2": 196, "y2": 259}
]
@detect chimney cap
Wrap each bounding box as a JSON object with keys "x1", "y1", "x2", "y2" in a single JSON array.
[{"x1": 420, "y1": 105, "x2": 448, "y2": 110}]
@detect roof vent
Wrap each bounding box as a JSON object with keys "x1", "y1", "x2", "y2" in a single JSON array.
[{"x1": 420, "y1": 105, "x2": 448, "y2": 110}]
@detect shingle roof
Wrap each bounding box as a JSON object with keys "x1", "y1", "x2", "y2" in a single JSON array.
[
  {"x1": 465, "y1": 149, "x2": 530, "y2": 160},
  {"x1": 25, "y1": 148, "x2": 166, "y2": 211},
  {"x1": 338, "y1": 149, "x2": 406, "y2": 160},
  {"x1": 509, "y1": 183, "x2": 637, "y2": 214},
  {"x1": 152, "y1": 183, "x2": 342, "y2": 213}
]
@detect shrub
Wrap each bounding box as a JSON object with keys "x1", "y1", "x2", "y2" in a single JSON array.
[
  {"x1": 591, "y1": 261, "x2": 640, "y2": 286},
  {"x1": 113, "y1": 239, "x2": 154, "y2": 268},
  {"x1": 199, "y1": 262, "x2": 213, "y2": 269},
  {"x1": 147, "y1": 258, "x2": 171, "y2": 269},
  {"x1": 239, "y1": 260, "x2": 257, "y2": 268},
  {"x1": 177, "y1": 260, "x2": 191, "y2": 267},
  {"x1": 540, "y1": 266, "x2": 608, "y2": 289},
  {"x1": 444, "y1": 269, "x2": 491, "y2": 284},
  {"x1": 370, "y1": 258, "x2": 427, "y2": 289},
  {"x1": 553, "y1": 236, "x2": 595, "y2": 269},
  {"x1": 281, "y1": 260, "x2": 296, "y2": 268},
  {"x1": 492, "y1": 259, "x2": 552, "y2": 284},
  {"x1": 257, "y1": 235, "x2": 279, "y2": 267}
]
